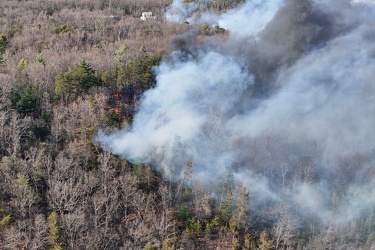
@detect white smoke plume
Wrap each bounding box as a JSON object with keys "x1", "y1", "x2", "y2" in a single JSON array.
[
  {"x1": 97, "y1": 0, "x2": 375, "y2": 227},
  {"x1": 351, "y1": 0, "x2": 375, "y2": 5},
  {"x1": 165, "y1": 0, "x2": 284, "y2": 35},
  {"x1": 165, "y1": 0, "x2": 204, "y2": 23},
  {"x1": 203, "y1": 0, "x2": 284, "y2": 34}
]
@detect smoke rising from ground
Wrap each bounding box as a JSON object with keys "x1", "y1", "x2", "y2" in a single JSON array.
[
  {"x1": 98, "y1": 0, "x2": 375, "y2": 227},
  {"x1": 165, "y1": 0, "x2": 203, "y2": 23},
  {"x1": 165, "y1": 0, "x2": 284, "y2": 36}
]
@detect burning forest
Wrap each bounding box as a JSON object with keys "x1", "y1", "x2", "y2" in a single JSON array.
[
  {"x1": 0, "y1": 0, "x2": 374, "y2": 249},
  {"x1": 98, "y1": 0, "x2": 375, "y2": 248}
]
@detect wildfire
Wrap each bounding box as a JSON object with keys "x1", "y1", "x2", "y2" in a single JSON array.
[{"x1": 113, "y1": 92, "x2": 120, "y2": 100}]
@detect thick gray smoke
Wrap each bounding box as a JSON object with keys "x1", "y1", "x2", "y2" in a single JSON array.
[{"x1": 98, "y1": 0, "x2": 375, "y2": 227}]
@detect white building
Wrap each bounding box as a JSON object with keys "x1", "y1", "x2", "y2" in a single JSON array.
[{"x1": 141, "y1": 12, "x2": 156, "y2": 21}]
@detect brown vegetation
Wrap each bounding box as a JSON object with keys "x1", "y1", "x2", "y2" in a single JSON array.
[{"x1": 0, "y1": 1, "x2": 374, "y2": 250}]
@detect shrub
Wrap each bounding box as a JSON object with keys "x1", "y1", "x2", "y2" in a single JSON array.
[
  {"x1": 0, "y1": 34, "x2": 8, "y2": 55},
  {"x1": 174, "y1": 204, "x2": 190, "y2": 222},
  {"x1": 0, "y1": 215, "x2": 12, "y2": 229}
]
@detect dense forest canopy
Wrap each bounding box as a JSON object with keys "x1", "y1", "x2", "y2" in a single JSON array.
[{"x1": 0, "y1": 0, "x2": 374, "y2": 249}]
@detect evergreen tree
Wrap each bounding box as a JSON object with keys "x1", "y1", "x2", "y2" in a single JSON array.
[
  {"x1": 229, "y1": 185, "x2": 250, "y2": 234},
  {"x1": 48, "y1": 212, "x2": 63, "y2": 250},
  {"x1": 55, "y1": 59, "x2": 102, "y2": 100},
  {"x1": 258, "y1": 230, "x2": 272, "y2": 250},
  {"x1": 218, "y1": 168, "x2": 235, "y2": 225}
]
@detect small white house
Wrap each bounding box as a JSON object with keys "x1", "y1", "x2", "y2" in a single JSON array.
[{"x1": 141, "y1": 12, "x2": 156, "y2": 21}]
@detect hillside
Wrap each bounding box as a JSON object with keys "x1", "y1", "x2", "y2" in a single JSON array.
[{"x1": 0, "y1": 0, "x2": 374, "y2": 250}]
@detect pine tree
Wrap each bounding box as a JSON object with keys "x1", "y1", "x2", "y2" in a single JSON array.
[
  {"x1": 229, "y1": 185, "x2": 250, "y2": 234},
  {"x1": 54, "y1": 59, "x2": 102, "y2": 100},
  {"x1": 258, "y1": 230, "x2": 272, "y2": 250},
  {"x1": 218, "y1": 168, "x2": 235, "y2": 225},
  {"x1": 48, "y1": 212, "x2": 63, "y2": 250}
]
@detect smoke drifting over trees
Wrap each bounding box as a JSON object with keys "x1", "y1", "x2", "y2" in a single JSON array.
[
  {"x1": 0, "y1": 0, "x2": 373, "y2": 248},
  {"x1": 98, "y1": 0, "x2": 375, "y2": 233}
]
